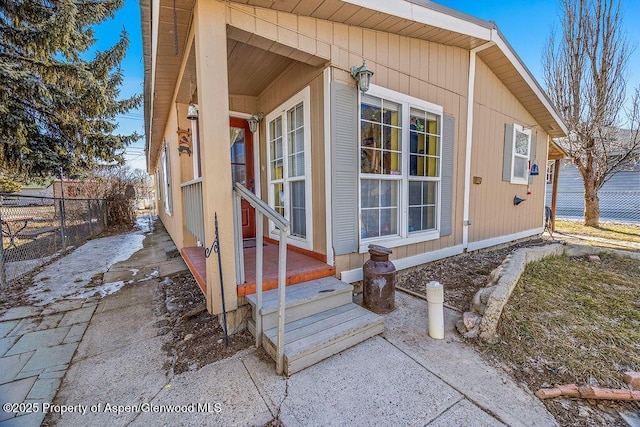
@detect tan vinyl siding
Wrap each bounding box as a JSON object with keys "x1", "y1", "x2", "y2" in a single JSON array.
[
  {"x1": 229, "y1": 95, "x2": 257, "y2": 114},
  {"x1": 320, "y1": 24, "x2": 469, "y2": 272},
  {"x1": 469, "y1": 59, "x2": 549, "y2": 243}
]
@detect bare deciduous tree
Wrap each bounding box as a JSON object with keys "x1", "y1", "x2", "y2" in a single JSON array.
[{"x1": 544, "y1": 0, "x2": 640, "y2": 227}]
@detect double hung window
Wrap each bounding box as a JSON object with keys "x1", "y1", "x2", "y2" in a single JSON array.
[{"x1": 359, "y1": 86, "x2": 442, "y2": 248}]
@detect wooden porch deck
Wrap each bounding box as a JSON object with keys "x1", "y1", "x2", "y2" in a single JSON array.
[{"x1": 181, "y1": 242, "x2": 335, "y2": 297}]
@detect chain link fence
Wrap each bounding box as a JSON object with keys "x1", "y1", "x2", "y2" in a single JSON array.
[
  {"x1": 0, "y1": 193, "x2": 109, "y2": 285},
  {"x1": 546, "y1": 191, "x2": 640, "y2": 223}
]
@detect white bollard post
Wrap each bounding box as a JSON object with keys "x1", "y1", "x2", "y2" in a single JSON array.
[{"x1": 426, "y1": 281, "x2": 444, "y2": 339}]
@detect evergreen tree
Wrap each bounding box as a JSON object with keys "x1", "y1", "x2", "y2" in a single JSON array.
[{"x1": 0, "y1": 0, "x2": 141, "y2": 179}]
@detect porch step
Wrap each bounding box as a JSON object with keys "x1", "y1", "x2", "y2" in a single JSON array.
[
  {"x1": 261, "y1": 303, "x2": 384, "y2": 376},
  {"x1": 246, "y1": 276, "x2": 353, "y2": 331}
]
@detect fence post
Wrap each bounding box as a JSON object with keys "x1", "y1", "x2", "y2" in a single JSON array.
[
  {"x1": 103, "y1": 200, "x2": 108, "y2": 229},
  {"x1": 59, "y1": 197, "x2": 66, "y2": 253},
  {"x1": 0, "y1": 204, "x2": 6, "y2": 287},
  {"x1": 87, "y1": 199, "x2": 92, "y2": 236}
]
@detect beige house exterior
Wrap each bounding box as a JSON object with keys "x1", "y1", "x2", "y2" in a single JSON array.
[{"x1": 142, "y1": 0, "x2": 567, "y2": 319}]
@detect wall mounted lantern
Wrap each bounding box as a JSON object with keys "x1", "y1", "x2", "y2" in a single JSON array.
[
  {"x1": 187, "y1": 103, "x2": 199, "y2": 120},
  {"x1": 247, "y1": 112, "x2": 264, "y2": 133},
  {"x1": 351, "y1": 60, "x2": 374, "y2": 93}
]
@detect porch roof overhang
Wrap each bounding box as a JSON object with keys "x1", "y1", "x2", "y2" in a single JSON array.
[
  {"x1": 142, "y1": 0, "x2": 568, "y2": 172},
  {"x1": 548, "y1": 140, "x2": 568, "y2": 161}
]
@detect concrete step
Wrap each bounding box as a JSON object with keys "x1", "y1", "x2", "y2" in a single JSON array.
[
  {"x1": 246, "y1": 276, "x2": 353, "y2": 331},
  {"x1": 261, "y1": 303, "x2": 384, "y2": 376}
]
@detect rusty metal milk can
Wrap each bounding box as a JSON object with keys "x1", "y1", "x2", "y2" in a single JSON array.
[{"x1": 363, "y1": 244, "x2": 396, "y2": 314}]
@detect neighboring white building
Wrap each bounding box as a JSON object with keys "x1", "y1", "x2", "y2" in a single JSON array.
[{"x1": 546, "y1": 160, "x2": 640, "y2": 223}]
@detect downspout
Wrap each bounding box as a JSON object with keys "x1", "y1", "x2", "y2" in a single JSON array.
[
  {"x1": 463, "y1": 38, "x2": 495, "y2": 250},
  {"x1": 323, "y1": 67, "x2": 334, "y2": 266}
]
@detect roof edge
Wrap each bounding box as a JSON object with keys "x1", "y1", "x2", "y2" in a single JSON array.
[{"x1": 343, "y1": 0, "x2": 568, "y2": 137}]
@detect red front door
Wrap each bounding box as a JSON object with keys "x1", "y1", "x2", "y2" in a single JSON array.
[{"x1": 230, "y1": 117, "x2": 255, "y2": 239}]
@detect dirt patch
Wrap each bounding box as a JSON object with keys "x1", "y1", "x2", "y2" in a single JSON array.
[
  {"x1": 156, "y1": 272, "x2": 253, "y2": 375},
  {"x1": 396, "y1": 238, "x2": 550, "y2": 311}
]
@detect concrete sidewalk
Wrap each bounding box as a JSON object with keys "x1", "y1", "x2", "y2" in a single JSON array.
[{"x1": 4, "y1": 221, "x2": 557, "y2": 426}]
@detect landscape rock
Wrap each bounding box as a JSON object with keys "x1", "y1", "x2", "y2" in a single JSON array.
[
  {"x1": 623, "y1": 372, "x2": 640, "y2": 389},
  {"x1": 463, "y1": 328, "x2": 479, "y2": 339},
  {"x1": 463, "y1": 312, "x2": 480, "y2": 330}
]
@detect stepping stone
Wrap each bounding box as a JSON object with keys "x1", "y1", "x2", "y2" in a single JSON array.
[
  {"x1": 0, "y1": 376, "x2": 37, "y2": 422},
  {"x1": 0, "y1": 352, "x2": 34, "y2": 385},
  {"x1": 20, "y1": 343, "x2": 76, "y2": 374},
  {"x1": 41, "y1": 299, "x2": 85, "y2": 316},
  {"x1": 0, "y1": 307, "x2": 42, "y2": 322},
  {"x1": 0, "y1": 336, "x2": 19, "y2": 358},
  {"x1": 5, "y1": 327, "x2": 71, "y2": 356},
  {"x1": 0, "y1": 320, "x2": 19, "y2": 338}
]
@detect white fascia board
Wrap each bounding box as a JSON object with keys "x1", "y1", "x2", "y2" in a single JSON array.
[
  {"x1": 343, "y1": 0, "x2": 492, "y2": 41},
  {"x1": 492, "y1": 35, "x2": 568, "y2": 136},
  {"x1": 148, "y1": 0, "x2": 160, "y2": 169}
]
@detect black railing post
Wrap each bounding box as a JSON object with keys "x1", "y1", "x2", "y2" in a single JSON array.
[
  {"x1": 87, "y1": 199, "x2": 92, "y2": 236},
  {"x1": 58, "y1": 169, "x2": 67, "y2": 253}
]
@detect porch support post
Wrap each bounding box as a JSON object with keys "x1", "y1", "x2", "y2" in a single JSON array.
[
  {"x1": 551, "y1": 159, "x2": 561, "y2": 232},
  {"x1": 194, "y1": 1, "x2": 237, "y2": 314}
]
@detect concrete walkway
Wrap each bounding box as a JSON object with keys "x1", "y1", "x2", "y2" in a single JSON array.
[{"x1": 2, "y1": 221, "x2": 557, "y2": 426}]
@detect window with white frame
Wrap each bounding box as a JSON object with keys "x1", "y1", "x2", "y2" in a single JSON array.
[
  {"x1": 546, "y1": 160, "x2": 555, "y2": 184},
  {"x1": 359, "y1": 86, "x2": 442, "y2": 245},
  {"x1": 511, "y1": 124, "x2": 531, "y2": 184},
  {"x1": 161, "y1": 142, "x2": 173, "y2": 215},
  {"x1": 266, "y1": 87, "x2": 312, "y2": 248}
]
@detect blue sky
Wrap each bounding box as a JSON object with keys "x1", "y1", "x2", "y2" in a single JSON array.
[{"x1": 96, "y1": 0, "x2": 640, "y2": 172}]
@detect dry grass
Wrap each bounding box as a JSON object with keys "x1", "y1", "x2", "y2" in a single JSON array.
[
  {"x1": 493, "y1": 253, "x2": 640, "y2": 388},
  {"x1": 555, "y1": 220, "x2": 640, "y2": 244}
]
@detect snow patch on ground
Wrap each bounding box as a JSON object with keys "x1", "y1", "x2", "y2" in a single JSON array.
[
  {"x1": 136, "y1": 214, "x2": 154, "y2": 234},
  {"x1": 27, "y1": 232, "x2": 145, "y2": 305}
]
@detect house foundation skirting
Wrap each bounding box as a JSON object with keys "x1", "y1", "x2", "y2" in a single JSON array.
[{"x1": 340, "y1": 228, "x2": 545, "y2": 284}]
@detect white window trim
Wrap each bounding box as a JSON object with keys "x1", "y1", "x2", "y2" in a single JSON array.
[
  {"x1": 161, "y1": 142, "x2": 173, "y2": 216},
  {"x1": 265, "y1": 86, "x2": 313, "y2": 251},
  {"x1": 510, "y1": 123, "x2": 531, "y2": 185},
  {"x1": 546, "y1": 160, "x2": 555, "y2": 184},
  {"x1": 358, "y1": 84, "x2": 443, "y2": 253}
]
